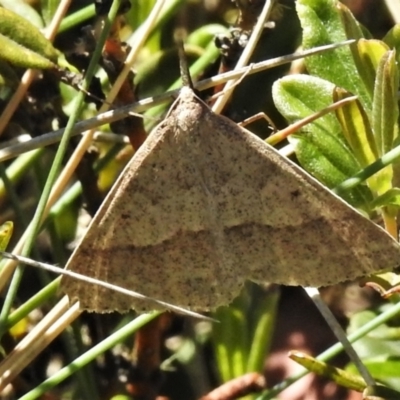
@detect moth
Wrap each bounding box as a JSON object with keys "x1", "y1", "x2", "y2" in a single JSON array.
[{"x1": 61, "y1": 87, "x2": 400, "y2": 312}]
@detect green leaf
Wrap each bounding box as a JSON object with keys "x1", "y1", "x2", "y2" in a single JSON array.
[
  {"x1": 0, "y1": 33, "x2": 56, "y2": 70},
  {"x1": 213, "y1": 304, "x2": 248, "y2": 382},
  {"x1": 246, "y1": 286, "x2": 279, "y2": 373},
  {"x1": 372, "y1": 50, "x2": 399, "y2": 157},
  {"x1": 0, "y1": 221, "x2": 13, "y2": 253},
  {"x1": 337, "y1": 2, "x2": 380, "y2": 98},
  {"x1": 333, "y1": 87, "x2": 388, "y2": 195},
  {"x1": 290, "y1": 351, "x2": 366, "y2": 391},
  {"x1": 369, "y1": 50, "x2": 399, "y2": 197},
  {"x1": 370, "y1": 188, "x2": 400, "y2": 209},
  {"x1": 337, "y1": 0, "x2": 368, "y2": 41},
  {"x1": 296, "y1": 0, "x2": 371, "y2": 109},
  {"x1": 0, "y1": 7, "x2": 59, "y2": 62},
  {"x1": 354, "y1": 39, "x2": 389, "y2": 98},
  {"x1": 334, "y1": 87, "x2": 378, "y2": 167},
  {"x1": 347, "y1": 310, "x2": 400, "y2": 360},
  {"x1": 0, "y1": 7, "x2": 61, "y2": 71},
  {"x1": 347, "y1": 358, "x2": 400, "y2": 391},
  {"x1": 272, "y1": 75, "x2": 373, "y2": 211},
  {"x1": 39, "y1": 0, "x2": 59, "y2": 26}
]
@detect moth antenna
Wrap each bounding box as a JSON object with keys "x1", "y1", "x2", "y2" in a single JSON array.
[{"x1": 175, "y1": 34, "x2": 193, "y2": 89}]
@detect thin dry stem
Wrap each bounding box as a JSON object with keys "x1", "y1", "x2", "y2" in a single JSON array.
[
  {"x1": 211, "y1": 0, "x2": 276, "y2": 114},
  {"x1": 0, "y1": 297, "x2": 80, "y2": 391},
  {"x1": 305, "y1": 287, "x2": 375, "y2": 387}
]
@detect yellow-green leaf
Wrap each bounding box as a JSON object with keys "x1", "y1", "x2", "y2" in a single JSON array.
[
  {"x1": 289, "y1": 350, "x2": 366, "y2": 391},
  {"x1": 334, "y1": 87, "x2": 378, "y2": 167},
  {"x1": 0, "y1": 221, "x2": 13, "y2": 252},
  {"x1": 370, "y1": 188, "x2": 400, "y2": 209},
  {"x1": 356, "y1": 39, "x2": 389, "y2": 98},
  {"x1": 0, "y1": 7, "x2": 58, "y2": 62},
  {"x1": 213, "y1": 305, "x2": 248, "y2": 381},
  {"x1": 372, "y1": 50, "x2": 399, "y2": 156},
  {"x1": 0, "y1": 33, "x2": 56, "y2": 70},
  {"x1": 333, "y1": 88, "x2": 389, "y2": 194}
]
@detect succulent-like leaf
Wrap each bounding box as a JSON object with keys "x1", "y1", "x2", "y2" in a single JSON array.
[
  {"x1": 354, "y1": 39, "x2": 389, "y2": 98},
  {"x1": 0, "y1": 33, "x2": 56, "y2": 70},
  {"x1": 334, "y1": 87, "x2": 378, "y2": 167},
  {"x1": 273, "y1": 75, "x2": 373, "y2": 211},
  {"x1": 372, "y1": 50, "x2": 399, "y2": 157},
  {"x1": 296, "y1": 0, "x2": 371, "y2": 109},
  {"x1": 333, "y1": 87, "x2": 388, "y2": 195},
  {"x1": 0, "y1": 7, "x2": 59, "y2": 62},
  {"x1": 290, "y1": 351, "x2": 366, "y2": 391},
  {"x1": 0, "y1": 221, "x2": 13, "y2": 254}
]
